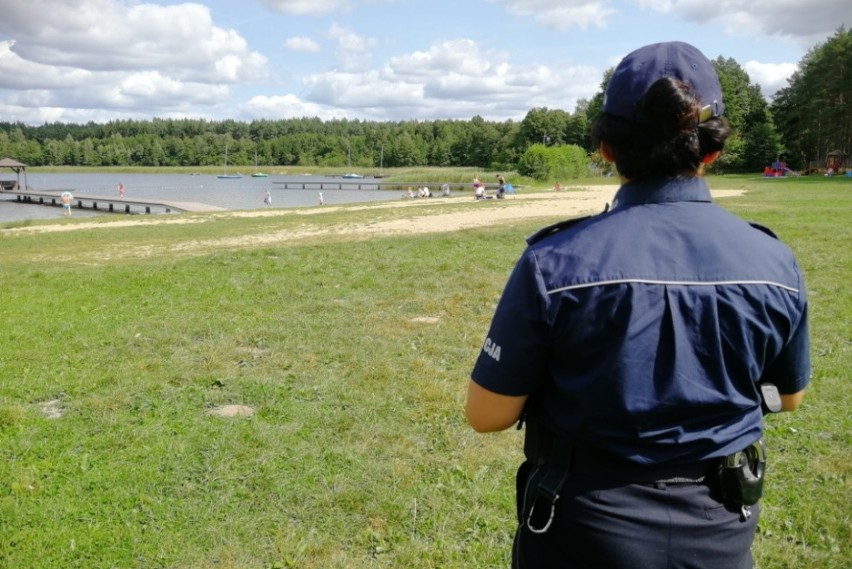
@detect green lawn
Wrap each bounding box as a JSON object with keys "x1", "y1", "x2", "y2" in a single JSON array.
[{"x1": 0, "y1": 175, "x2": 849, "y2": 568}]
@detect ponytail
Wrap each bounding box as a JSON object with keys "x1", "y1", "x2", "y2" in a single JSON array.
[{"x1": 593, "y1": 77, "x2": 731, "y2": 180}]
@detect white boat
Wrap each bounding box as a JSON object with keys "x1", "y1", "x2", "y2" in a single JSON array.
[
  {"x1": 342, "y1": 143, "x2": 363, "y2": 179},
  {"x1": 251, "y1": 151, "x2": 267, "y2": 177},
  {"x1": 218, "y1": 144, "x2": 242, "y2": 179}
]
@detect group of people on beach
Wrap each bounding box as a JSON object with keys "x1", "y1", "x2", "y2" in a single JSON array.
[
  {"x1": 473, "y1": 175, "x2": 508, "y2": 200},
  {"x1": 407, "y1": 186, "x2": 433, "y2": 198},
  {"x1": 405, "y1": 184, "x2": 452, "y2": 199}
]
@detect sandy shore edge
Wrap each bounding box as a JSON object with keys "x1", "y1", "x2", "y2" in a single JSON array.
[{"x1": 5, "y1": 186, "x2": 746, "y2": 261}]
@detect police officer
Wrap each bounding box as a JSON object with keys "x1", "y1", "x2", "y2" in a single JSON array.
[{"x1": 465, "y1": 41, "x2": 810, "y2": 569}]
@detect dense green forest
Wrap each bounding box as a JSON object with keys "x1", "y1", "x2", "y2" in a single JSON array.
[{"x1": 1, "y1": 29, "x2": 847, "y2": 176}]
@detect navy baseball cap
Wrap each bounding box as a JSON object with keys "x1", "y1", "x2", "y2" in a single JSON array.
[{"x1": 602, "y1": 41, "x2": 724, "y2": 123}]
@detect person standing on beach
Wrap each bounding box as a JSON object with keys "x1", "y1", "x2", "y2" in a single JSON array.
[
  {"x1": 318, "y1": 192, "x2": 324, "y2": 205},
  {"x1": 496, "y1": 174, "x2": 507, "y2": 199},
  {"x1": 60, "y1": 192, "x2": 73, "y2": 216},
  {"x1": 117, "y1": 183, "x2": 125, "y2": 198},
  {"x1": 466, "y1": 41, "x2": 810, "y2": 568},
  {"x1": 264, "y1": 189, "x2": 272, "y2": 207}
]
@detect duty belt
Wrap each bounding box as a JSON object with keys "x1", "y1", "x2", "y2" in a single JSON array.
[{"x1": 521, "y1": 422, "x2": 766, "y2": 532}]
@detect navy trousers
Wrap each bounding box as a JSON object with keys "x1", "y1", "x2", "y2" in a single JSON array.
[{"x1": 512, "y1": 462, "x2": 759, "y2": 569}]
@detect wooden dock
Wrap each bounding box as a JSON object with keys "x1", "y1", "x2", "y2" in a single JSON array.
[{"x1": 2, "y1": 189, "x2": 225, "y2": 215}]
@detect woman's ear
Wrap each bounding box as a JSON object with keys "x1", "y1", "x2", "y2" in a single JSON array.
[
  {"x1": 702, "y1": 150, "x2": 721, "y2": 165},
  {"x1": 599, "y1": 142, "x2": 615, "y2": 163}
]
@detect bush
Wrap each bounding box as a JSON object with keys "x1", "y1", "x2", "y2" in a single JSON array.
[{"x1": 518, "y1": 143, "x2": 589, "y2": 180}]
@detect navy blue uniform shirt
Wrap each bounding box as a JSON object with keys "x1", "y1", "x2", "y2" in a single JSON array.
[{"x1": 471, "y1": 177, "x2": 810, "y2": 465}]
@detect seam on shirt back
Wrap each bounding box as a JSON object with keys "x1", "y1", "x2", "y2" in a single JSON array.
[{"x1": 547, "y1": 278, "x2": 800, "y2": 295}]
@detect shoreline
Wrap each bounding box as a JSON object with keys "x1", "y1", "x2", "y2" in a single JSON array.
[{"x1": 3, "y1": 186, "x2": 745, "y2": 242}]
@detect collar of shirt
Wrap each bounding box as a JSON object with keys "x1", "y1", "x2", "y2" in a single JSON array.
[{"x1": 610, "y1": 176, "x2": 713, "y2": 210}]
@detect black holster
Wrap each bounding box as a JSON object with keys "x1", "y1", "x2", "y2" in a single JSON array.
[{"x1": 716, "y1": 438, "x2": 767, "y2": 506}]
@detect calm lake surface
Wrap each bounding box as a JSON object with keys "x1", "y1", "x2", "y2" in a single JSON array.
[{"x1": 0, "y1": 173, "x2": 408, "y2": 223}]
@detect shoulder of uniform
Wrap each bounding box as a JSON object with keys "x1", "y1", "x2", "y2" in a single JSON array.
[
  {"x1": 748, "y1": 221, "x2": 779, "y2": 239},
  {"x1": 526, "y1": 204, "x2": 610, "y2": 245}
]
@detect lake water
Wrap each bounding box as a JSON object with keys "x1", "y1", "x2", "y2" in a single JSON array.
[{"x1": 0, "y1": 173, "x2": 408, "y2": 223}]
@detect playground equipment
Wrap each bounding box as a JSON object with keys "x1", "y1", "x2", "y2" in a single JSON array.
[{"x1": 764, "y1": 161, "x2": 798, "y2": 177}]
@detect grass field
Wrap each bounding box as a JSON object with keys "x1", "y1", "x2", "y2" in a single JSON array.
[{"x1": 0, "y1": 174, "x2": 849, "y2": 568}]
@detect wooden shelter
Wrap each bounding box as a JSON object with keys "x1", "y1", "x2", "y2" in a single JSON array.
[
  {"x1": 0, "y1": 157, "x2": 29, "y2": 191},
  {"x1": 826, "y1": 150, "x2": 849, "y2": 174}
]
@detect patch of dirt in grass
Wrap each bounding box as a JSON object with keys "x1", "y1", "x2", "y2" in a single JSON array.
[
  {"x1": 39, "y1": 399, "x2": 64, "y2": 419},
  {"x1": 206, "y1": 404, "x2": 255, "y2": 418}
]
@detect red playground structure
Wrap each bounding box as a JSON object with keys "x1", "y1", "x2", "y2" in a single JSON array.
[{"x1": 764, "y1": 160, "x2": 796, "y2": 177}]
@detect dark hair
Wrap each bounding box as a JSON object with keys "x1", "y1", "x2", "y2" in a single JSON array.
[{"x1": 592, "y1": 77, "x2": 732, "y2": 180}]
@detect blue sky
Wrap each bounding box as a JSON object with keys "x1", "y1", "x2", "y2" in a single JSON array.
[{"x1": 0, "y1": 0, "x2": 847, "y2": 125}]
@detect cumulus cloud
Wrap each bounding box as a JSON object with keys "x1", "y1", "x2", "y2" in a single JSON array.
[
  {"x1": 488, "y1": 0, "x2": 617, "y2": 30},
  {"x1": 245, "y1": 93, "x2": 350, "y2": 120},
  {"x1": 258, "y1": 0, "x2": 391, "y2": 16},
  {"x1": 743, "y1": 61, "x2": 799, "y2": 97},
  {"x1": 0, "y1": 41, "x2": 94, "y2": 89},
  {"x1": 284, "y1": 36, "x2": 322, "y2": 53},
  {"x1": 0, "y1": 0, "x2": 843, "y2": 125},
  {"x1": 633, "y1": 0, "x2": 849, "y2": 44},
  {"x1": 493, "y1": 0, "x2": 848, "y2": 44},
  {"x1": 0, "y1": 0, "x2": 266, "y2": 122},
  {"x1": 257, "y1": 0, "x2": 354, "y2": 16},
  {"x1": 301, "y1": 39, "x2": 600, "y2": 120},
  {"x1": 327, "y1": 24, "x2": 377, "y2": 72}
]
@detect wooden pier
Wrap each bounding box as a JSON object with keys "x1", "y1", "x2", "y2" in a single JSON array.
[{"x1": 2, "y1": 189, "x2": 225, "y2": 215}]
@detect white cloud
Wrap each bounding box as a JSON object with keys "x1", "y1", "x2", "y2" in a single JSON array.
[
  {"x1": 245, "y1": 93, "x2": 349, "y2": 120},
  {"x1": 488, "y1": 0, "x2": 617, "y2": 30},
  {"x1": 743, "y1": 61, "x2": 798, "y2": 97},
  {"x1": 634, "y1": 0, "x2": 850, "y2": 45},
  {"x1": 284, "y1": 37, "x2": 322, "y2": 53},
  {"x1": 258, "y1": 0, "x2": 393, "y2": 16},
  {"x1": 328, "y1": 24, "x2": 377, "y2": 72},
  {"x1": 0, "y1": 0, "x2": 267, "y2": 122},
  {"x1": 0, "y1": 2, "x2": 266, "y2": 80},
  {"x1": 0, "y1": 0, "x2": 843, "y2": 125},
  {"x1": 258, "y1": 0, "x2": 354, "y2": 16},
  {"x1": 388, "y1": 40, "x2": 498, "y2": 78},
  {"x1": 301, "y1": 39, "x2": 600, "y2": 120},
  {"x1": 0, "y1": 41, "x2": 94, "y2": 89}
]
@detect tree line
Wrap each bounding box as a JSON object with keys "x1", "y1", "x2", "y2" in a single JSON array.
[{"x1": 1, "y1": 28, "x2": 847, "y2": 178}]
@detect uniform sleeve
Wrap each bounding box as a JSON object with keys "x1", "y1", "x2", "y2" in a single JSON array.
[
  {"x1": 763, "y1": 299, "x2": 811, "y2": 394},
  {"x1": 470, "y1": 248, "x2": 551, "y2": 396}
]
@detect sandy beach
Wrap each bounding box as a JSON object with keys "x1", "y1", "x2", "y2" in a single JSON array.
[{"x1": 4, "y1": 185, "x2": 745, "y2": 259}]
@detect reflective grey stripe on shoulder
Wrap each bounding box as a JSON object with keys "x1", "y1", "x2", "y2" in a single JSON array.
[{"x1": 548, "y1": 278, "x2": 800, "y2": 295}]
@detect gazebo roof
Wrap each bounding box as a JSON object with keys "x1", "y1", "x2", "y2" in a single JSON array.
[{"x1": 0, "y1": 158, "x2": 27, "y2": 169}]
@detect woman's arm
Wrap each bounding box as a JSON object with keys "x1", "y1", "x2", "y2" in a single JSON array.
[
  {"x1": 465, "y1": 380, "x2": 528, "y2": 433},
  {"x1": 779, "y1": 389, "x2": 806, "y2": 412}
]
